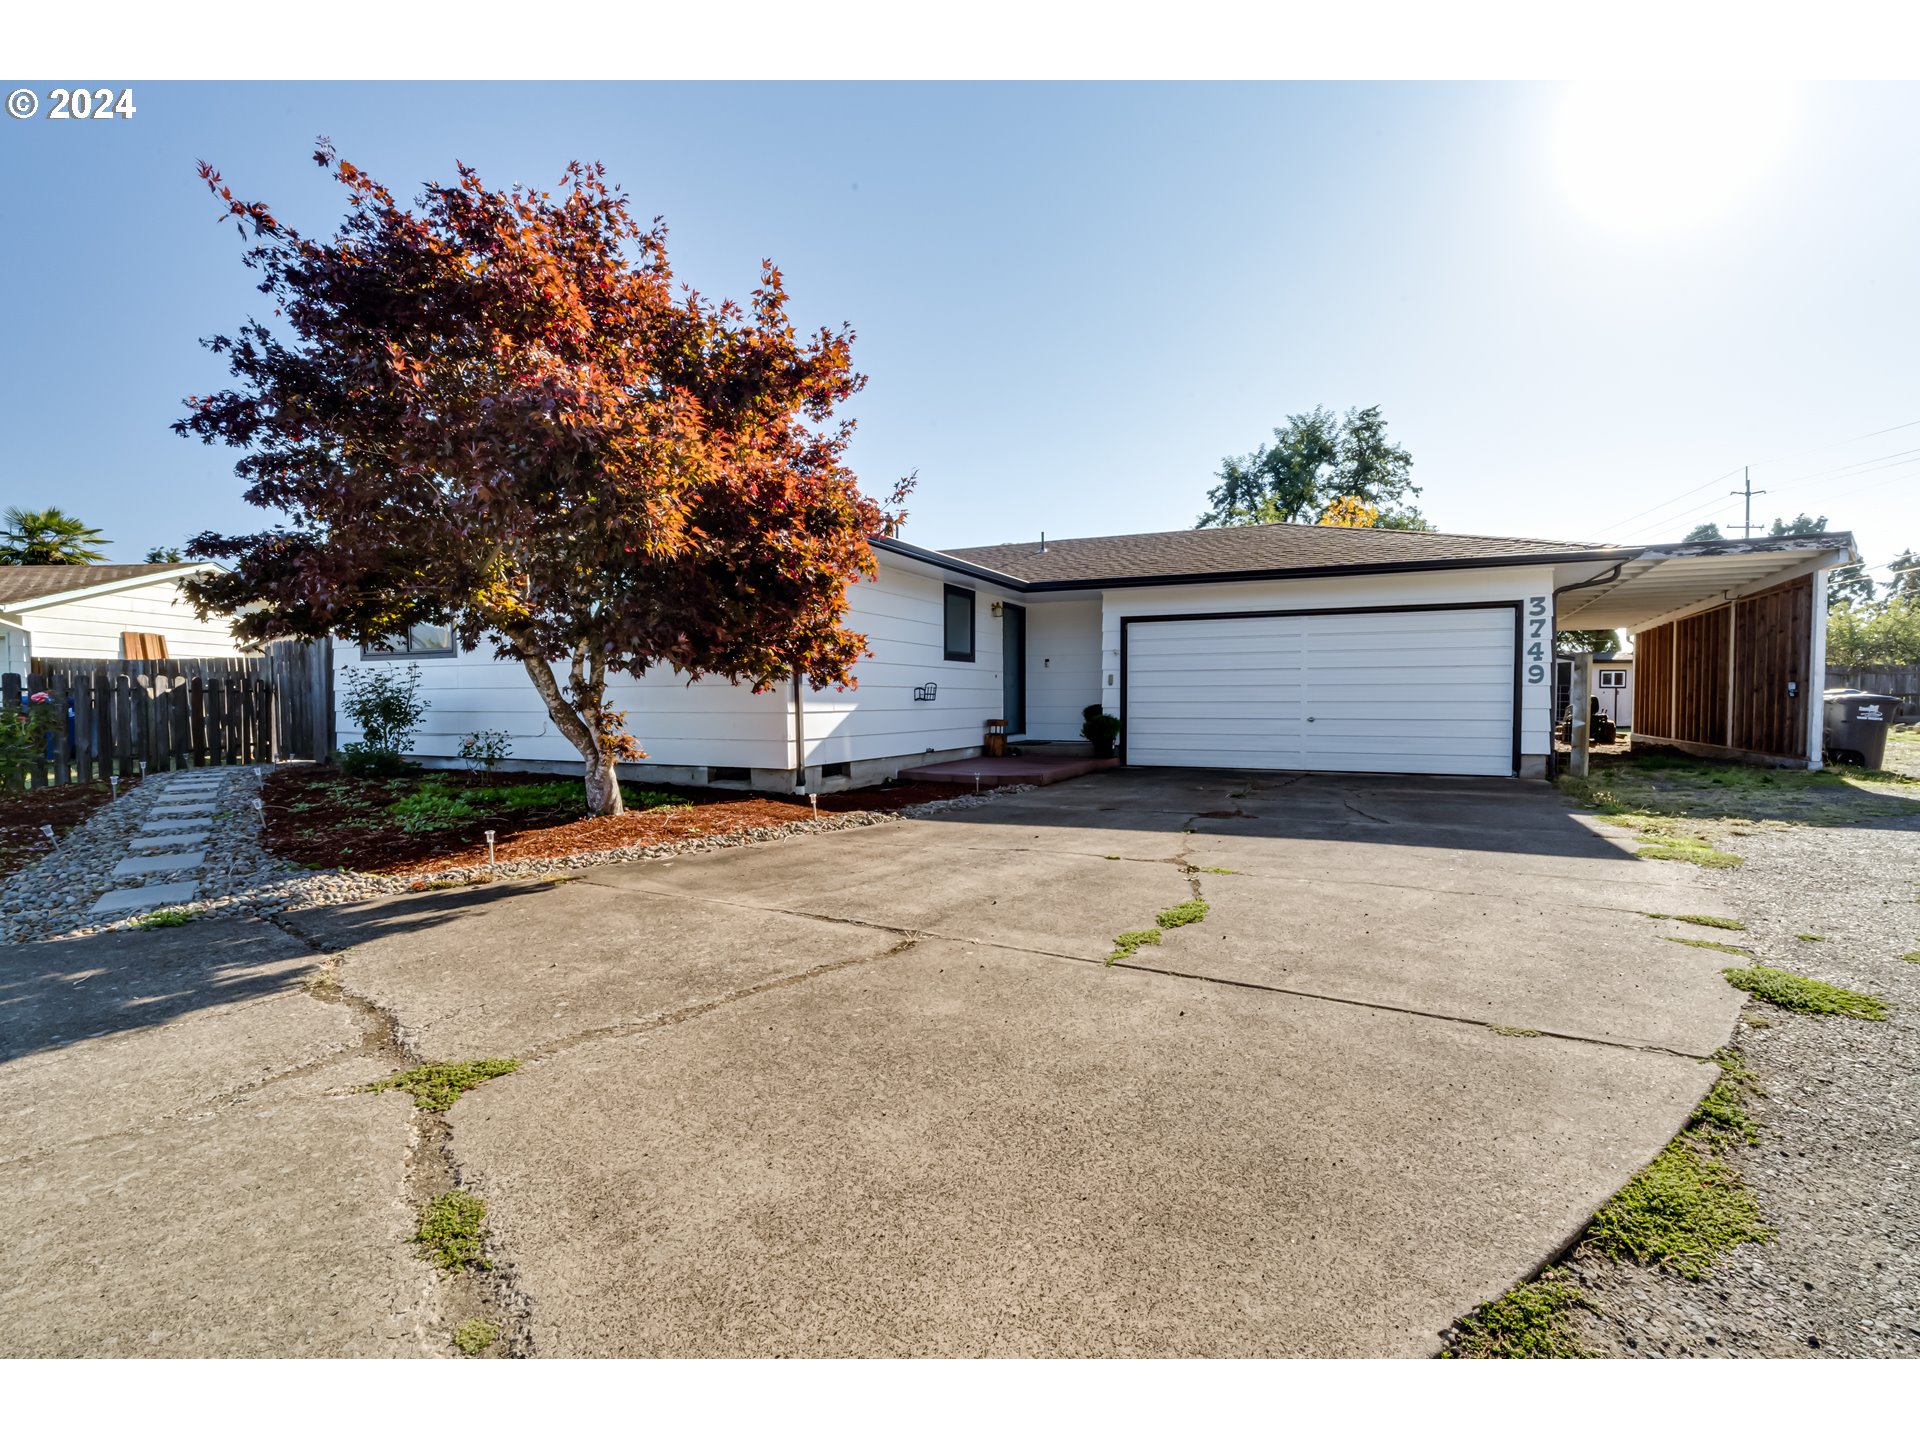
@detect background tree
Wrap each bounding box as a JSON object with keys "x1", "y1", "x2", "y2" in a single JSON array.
[
  {"x1": 177, "y1": 146, "x2": 909, "y2": 816},
  {"x1": 0, "y1": 507, "x2": 110, "y2": 565},
  {"x1": 1769, "y1": 513, "x2": 1829, "y2": 536},
  {"x1": 1316, "y1": 494, "x2": 1379, "y2": 527},
  {"x1": 144, "y1": 545, "x2": 186, "y2": 563},
  {"x1": 1556, "y1": 629, "x2": 1622, "y2": 654},
  {"x1": 1682, "y1": 522, "x2": 1725, "y2": 542},
  {"x1": 1196, "y1": 405, "x2": 1423, "y2": 528},
  {"x1": 1826, "y1": 560, "x2": 1876, "y2": 610},
  {"x1": 1886, "y1": 548, "x2": 1919, "y2": 600}
]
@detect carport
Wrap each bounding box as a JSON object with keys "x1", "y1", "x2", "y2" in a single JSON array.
[{"x1": 1553, "y1": 532, "x2": 1859, "y2": 771}]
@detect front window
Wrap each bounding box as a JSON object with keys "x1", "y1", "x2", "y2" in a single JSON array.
[
  {"x1": 361, "y1": 621, "x2": 454, "y2": 659},
  {"x1": 1598, "y1": 669, "x2": 1627, "y2": 688},
  {"x1": 943, "y1": 585, "x2": 976, "y2": 662}
]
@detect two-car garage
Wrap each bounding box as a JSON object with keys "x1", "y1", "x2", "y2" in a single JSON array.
[{"x1": 1119, "y1": 605, "x2": 1521, "y2": 777}]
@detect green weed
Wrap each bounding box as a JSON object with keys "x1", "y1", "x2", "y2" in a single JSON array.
[
  {"x1": 1644, "y1": 913, "x2": 1746, "y2": 931},
  {"x1": 1156, "y1": 899, "x2": 1210, "y2": 929},
  {"x1": 1447, "y1": 1273, "x2": 1595, "y2": 1359},
  {"x1": 1721, "y1": 965, "x2": 1888, "y2": 1021},
  {"x1": 1665, "y1": 937, "x2": 1751, "y2": 956},
  {"x1": 453, "y1": 1319, "x2": 498, "y2": 1356},
  {"x1": 1490, "y1": 1026, "x2": 1541, "y2": 1038},
  {"x1": 365, "y1": 1058, "x2": 521, "y2": 1112},
  {"x1": 1107, "y1": 928, "x2": 1161, "y2": 964},
  {"x1": 1795, "y1": 934, "x2": 1826, "y2": 943},
  {"x1": 134, "y1": 908, "x2": 193, "y2": 929},
  {"x1": 415, "y1": 1191, "x2": 490, "y2": 1271},
  {"x1": 1586, "y1": 1139, "x2": 1772, "y2": 1279}
]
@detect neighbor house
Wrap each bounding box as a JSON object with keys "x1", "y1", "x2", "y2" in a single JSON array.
[
  {"x1": 1555, "y1": 652, "x2": 1634, "y2": 730},
  {"x1": 331, "y1": 523, "x2": 1857, "y2": 789},
  {"x1": 0, "y1": 563, "x2": 246, "y2": 666}
]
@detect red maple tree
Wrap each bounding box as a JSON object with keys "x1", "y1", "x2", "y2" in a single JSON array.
[{"x1": 177, "y1": 145, "x2": 910, "y2": 815}]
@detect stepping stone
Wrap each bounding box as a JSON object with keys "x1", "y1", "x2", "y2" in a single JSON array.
[
  {"x1": 130, "y1": 831, "x2": 210, "y2": 851},
  {"x1": 112, "y1": 850, "x2": 207, "y2": 878},
  {"x1": 149, "y1": 805, "x2": 216, "y2": 819},
  {"x1": 88, "y1": 881, "x2": 200, "y2": 915},
  {"x1": 142, "y1": 817, "x2": 212, "y2": 833}
]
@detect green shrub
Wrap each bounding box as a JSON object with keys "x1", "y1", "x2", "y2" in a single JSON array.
[
  {"x1": 1080, "y1": 704, "x2": 1122, "y2": 758},
  {"x1": 456, "y1": 728, "x2": 514, "y2": 772},
  {"x1": 339, "y1": 662, "x2": 428, "y2": 774}
]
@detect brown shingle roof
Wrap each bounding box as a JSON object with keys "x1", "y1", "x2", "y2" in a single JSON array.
[
  {"x1": 0, "y1": 564, "x2": 200, "y2": 607},
  {"x1": 936, "y1": 523, "x2": 1617, "y2": 586}
]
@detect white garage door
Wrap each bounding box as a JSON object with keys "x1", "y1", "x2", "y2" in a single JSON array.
[{"x1": 1123, "y1": 607, "x2": 1516, "y2": 776}]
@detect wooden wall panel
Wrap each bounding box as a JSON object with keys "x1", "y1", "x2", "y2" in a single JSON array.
[
  {"x1": 1672, "y1": 607, "x2": 1730, "y2": 745},
  {"x1": 1637, "y1": 622, "x2": 1674, "y2": 739},
  {"x1": 1732, "y1": 575, "x2": 1811, "y2": 758}
]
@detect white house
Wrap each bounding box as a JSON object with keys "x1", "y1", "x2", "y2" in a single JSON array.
[
  {"x1": 332, "y1": 523, "x2": 1858, "y2": 789},
  {"x1": 0, "y1": 563, "x2": 245, "y2": 664}
]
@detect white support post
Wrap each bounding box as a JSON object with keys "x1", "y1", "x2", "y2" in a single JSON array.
[
  {"x1": 1569, "y1": 653, "x2": 1592, "y2": 779},
  {"x1": 1807, "y1": 567, "x2": 1828, "y2": 771}
]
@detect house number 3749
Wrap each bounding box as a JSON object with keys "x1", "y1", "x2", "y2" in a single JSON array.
[{"x1": 1525, "y1": 597, "x2": 1549, "y2": 684}]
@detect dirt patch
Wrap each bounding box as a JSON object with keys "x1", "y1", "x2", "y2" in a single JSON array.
[
  {"x1": 0, "y1": 777, "x2": 140, "y2": 883},
  {"x1": 262, "y1": 767, "x2": 977, "y2": 876}
]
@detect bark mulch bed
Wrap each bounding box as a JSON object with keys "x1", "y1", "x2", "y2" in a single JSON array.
[
  {"x1": 0, "y1": 777, "x2": 141, "y2": 883},
  {"x1": 261, "y1": 766, "x2": 979, "y2": 877}
]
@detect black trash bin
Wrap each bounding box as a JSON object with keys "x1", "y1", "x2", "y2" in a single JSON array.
[{"x1": 1823, "y1": 689, "x2": 1898, "y2": 768}]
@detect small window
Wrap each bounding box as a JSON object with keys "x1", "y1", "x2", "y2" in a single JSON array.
[
  {"x1": 943, "y1": 585, "x2": 976, "y2": 662},
  {"x1": 1598, "y1": 669, "x2": 1627, "y2": 688},
  {"x1": 361, "y1": 622, "x2": 454, "y2": 659}
]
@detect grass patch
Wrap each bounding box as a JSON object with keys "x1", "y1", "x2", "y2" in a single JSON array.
[
  {"x1": 1795, "y1": 933, "x2": 1826, "y2": 943},
  {"x1": 1721, "y1": 965, "x2": 1888, "y2": 1021},
  {"x1": 1634, "y1": 835, "x2": 1743, "y2": 869},
  {"x1": 453, "y1": 1318, "x2": 498, "y2": 1356},
  {"x1": 1903, "y1": 952, "x2": 1920, "y2": 965},
  {"x1": 1645, "y1": 913, "x2": 1746, "y2": 931},
  {"x1": 1447, "y1": 1272, "x2": 1595, "y2": 1359},
  {"x1": 1689, "y1": 1049, "x2": 1760, "y2": 1151},
  {"x1": 1194, "y1": 866, "x2": 1238, "y2": 875},
  {"x1": 365, "y1": 1058, "x2": 520, "y2": 1112},
  {"x1": 415, "y1": 1190, "x2": 490, "y2": 1271},
  {"x1": 386, "y1": 778, "x2": 690, "y2": 833},
  {"x1": 1665, "y1": 936, "x2": 1751, "y2": 956},
  {"x1": 1107, "y1": 928, "x2": 1161, "y2": 964},
  {"x1": 1560, "y1": 753, "x2": 1920, "y2": 830},
  {"x1": 1156, "y1": 898, "x2": 1210, "y2": 929},
  {"x1": 1489, "y1": 1025, "x2": 1541, "y2": 1037},
  {"x1": 1586, "y1": 1138, "x2": 1773, "y2": 1279},
  {"x1": 133, "y1": 908, "x2": 193, "y2": 929}
]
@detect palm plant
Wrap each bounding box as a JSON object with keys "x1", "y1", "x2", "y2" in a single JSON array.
[{"x1": 0, "y1": 507, "x2": 110, "y2": 565}]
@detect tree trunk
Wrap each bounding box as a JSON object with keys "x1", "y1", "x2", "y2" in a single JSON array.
[
  {"x1": 583, "y1": 750, "x2": 622, "y2": 818},
  {"x1": 515, "y1": 647, "x2": 626, "y2": 817}
]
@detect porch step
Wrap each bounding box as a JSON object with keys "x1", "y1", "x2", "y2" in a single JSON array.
[{"x1": 896, "y1": 756, "x2": 1119, "y2": 787}]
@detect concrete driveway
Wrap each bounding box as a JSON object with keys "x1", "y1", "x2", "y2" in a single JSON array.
[{"x1": 0, "y1": 769, "x2": 1745, "y2": 1357}]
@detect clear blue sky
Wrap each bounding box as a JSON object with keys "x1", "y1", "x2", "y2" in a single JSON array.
[{"x1": 3, "y1": 82, "x2": 1916, "y2": 579}]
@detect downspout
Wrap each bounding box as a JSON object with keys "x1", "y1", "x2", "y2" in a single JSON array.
[
  {"x1": 1548, "y1": 561, "x2": 1630, "y2": 781},
  {"x1": 791, "y1": 672, "x2": 806, "y2": 793}
]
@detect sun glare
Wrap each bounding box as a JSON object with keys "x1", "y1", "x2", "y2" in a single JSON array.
[{"x1": 1554, "y1": 84, "x2": 1798, "y2": 235}]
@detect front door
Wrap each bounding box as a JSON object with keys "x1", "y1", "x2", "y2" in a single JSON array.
[{"x1": 1002, "y1": 603, "x2": 1027, "y2": 737}]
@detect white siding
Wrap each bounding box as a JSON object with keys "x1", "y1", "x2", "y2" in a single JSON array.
[
  {"x1": 1017, "y1": 598, "x2": 1101, "y2": 741},
  {"x1": 331, "y1": 551, "x2": 1025, "y2": 775},
  {"x1": 1101, "y1": 564, "x2": 1559, "y2": 769},
  {"x1": 12, "y1": 580, "x2": 245, "y2": 660}
]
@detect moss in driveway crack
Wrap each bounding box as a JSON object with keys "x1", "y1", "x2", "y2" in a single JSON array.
[
  {"x1": 1664, "y1": 936, "x2": 1752, "y2": 956},
  {"x1": 453, "y1": 1318, "x2": 499, "y2": 1355},
  {"x1": 365, "y1": 1058, "x2": 521, "y2": 1111},
  {"x1": 1107, "y1": 928, "x2": 1161, "y2": 964},
  {"x1": 416, "y1": 1190, "x2": 491, "y2": 1271},
  {"x1": 1156, "y1": 898, "x2": 1210, "y2": 929},
  {"x1": 1644, "y1": 912, "x2": 1746, "y2": 931}
]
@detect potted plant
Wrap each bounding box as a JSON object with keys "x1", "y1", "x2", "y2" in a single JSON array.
[{"x1": 1081, "y1": 703, "x2": 1122, "y2": 760}]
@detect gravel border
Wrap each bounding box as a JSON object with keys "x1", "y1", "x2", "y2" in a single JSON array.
[
  {"x1": 0, "y1": 770, "x2": 1035, "y2": 943},
  {"x1": 1559, "y1": 812, "x2": 1920, "y2": 1357}
]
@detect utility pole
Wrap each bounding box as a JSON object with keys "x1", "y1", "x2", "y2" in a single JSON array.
[{"x1": 1729, "y1": 465, "x2": 1767, "y2": 538}]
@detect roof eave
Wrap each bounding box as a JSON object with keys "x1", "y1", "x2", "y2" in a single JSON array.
[{"x1": 0, "y1": 563, "x2": 222, "y2": 614}]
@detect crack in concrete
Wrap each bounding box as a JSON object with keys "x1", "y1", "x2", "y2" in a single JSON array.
[{"x1": 265, "y1": 913, "x2": 536, "y2": 1360}]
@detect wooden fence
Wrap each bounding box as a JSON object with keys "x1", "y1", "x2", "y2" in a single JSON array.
[{"x1": 2, "y1": 639, "x2": 333, "y2": 789}]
